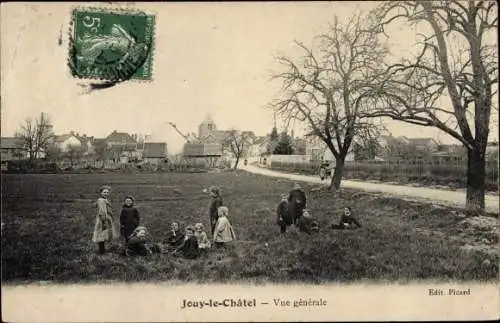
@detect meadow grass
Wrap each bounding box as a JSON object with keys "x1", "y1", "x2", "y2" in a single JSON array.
[{"x1": 1, "y1": 171, "x2": 498, "y2": 283}]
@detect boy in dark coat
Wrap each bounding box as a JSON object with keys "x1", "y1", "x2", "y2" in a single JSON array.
[
  {"x1": 288, "y1": 183, "x2": 307, "y2": 225},
  {"x1": 119, "y1": 195, "x2": 140, "y2": 243},
  {"x1": 208, "y1": 186, "x2": 224, "y2": 235},
  {"x1": 163, "y1": 222, "x2": 185, "y2": 252},
  {"x1": 298, "y1": 209, "x2": 320, "y2": 234},
  {"x1": 277, "y1": 193, "x2": 292, "y2": 233},
  {"x1": 331, "y1": 207, "x2": 362, "y2": 230},
  {"x1": 173, "y1": 226, "x2": 200, "y2": 259}
]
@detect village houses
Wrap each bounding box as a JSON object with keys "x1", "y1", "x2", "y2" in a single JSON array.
[
  {"x1": 142, "y1": 142, "x2": 169, "y2": 165},
  {"x1": 196, "y1": 114, "x2": 257, "y2": 160},
  {"x1": 0, "y1": 137, "x2": 27, "y2": 162},
  {"x1": 52, "y1": 132, "x2": 83, "y2": 152}
]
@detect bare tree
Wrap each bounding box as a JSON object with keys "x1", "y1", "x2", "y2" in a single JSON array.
[
  {"x1": 365, "y1": 1, "x2": 498, "y2": 212},
  {"x1": 270, "y1": 12, "x2": 388, "y2": 189},
  {"x1": 45, "y1": 145, "x2": 62, "y2": 163},
  {"x1": 17, "y1": 112, "x2": 53, "y2": 162},
  {"x1": 93, "y1": 140, "x2": 110, "y2": 168},
  {"x1": 223, "y1": 129, "x2": 252, "y2": 170},
  {"x1": 65, "y1": 145, "x2": 83, "y2": 166}
]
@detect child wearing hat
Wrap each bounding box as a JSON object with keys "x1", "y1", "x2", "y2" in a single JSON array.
[{"x1": 120, "y1": 195, "x2": 140, "y2": 243}]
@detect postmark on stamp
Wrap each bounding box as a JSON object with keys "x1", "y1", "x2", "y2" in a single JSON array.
[{"x1": 69, "y1": 8, "x2": 155, "y2": 83}]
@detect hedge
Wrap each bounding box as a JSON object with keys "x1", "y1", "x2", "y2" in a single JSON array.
[{"x1": 270, "y1": 160, "x2": 499, "y2": 191}]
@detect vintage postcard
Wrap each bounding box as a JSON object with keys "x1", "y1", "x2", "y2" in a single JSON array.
[{"x1": 1, "y1": 1, "x2": 499, "y2": 322}]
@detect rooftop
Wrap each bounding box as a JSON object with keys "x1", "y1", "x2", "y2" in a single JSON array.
[
  {"x1": 143, "y1": 142, "x2": 168, "y2": 158},
  {"x1": 406, "y1": 137, "x2": 439, "y2": 146},
  {"x1": 1, "y1": 137, "x2": 24, "y2": 149},
  {"x1": 53, "y1": 134, "x2": 78, "y2": 143},
  {"x1": 106, "y1": 130, "x2": 137, "y2": 144}
]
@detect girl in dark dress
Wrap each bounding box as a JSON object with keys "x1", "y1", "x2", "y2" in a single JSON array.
[
  {"x1": 208, "y1": 187, "x2": 224, "y2": 235},
  {"x1": 288, "y1": 183, "x2": 307, "y2": 225},
  {"x1": 277, "y1": 193, "x2": 292, "y2": 233},
  {"x1": 173, "y1": 226, "x2": 200, "y2": 259},
  {"x1": 119, "y1": 195, "x2": 140, "y2": 243}
]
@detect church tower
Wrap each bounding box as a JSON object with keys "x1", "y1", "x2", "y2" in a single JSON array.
[{"x1": 198, "y1": 113, "x2": 217, "y2": 138}]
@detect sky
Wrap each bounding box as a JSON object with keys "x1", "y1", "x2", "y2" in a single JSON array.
[{"x1": 1, "y1": 2, "x2": 498, "y2": 154}]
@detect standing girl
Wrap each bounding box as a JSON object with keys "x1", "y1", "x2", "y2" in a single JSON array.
[
  {"x1": 288, "y1": 183, "x2": 307, "y2": 225},
  {"x1": 120, "y1": 195, "x2": 140, "y2": 243},
  {"x1": 208, "y1": 186, "x2": 224, "y2": 235},
  {"x1": 213, "y1": 206, "x2": 236, "y2": 248},
  {"x1": 92, "y1": 185, "x2": 119, "y2": 254}
]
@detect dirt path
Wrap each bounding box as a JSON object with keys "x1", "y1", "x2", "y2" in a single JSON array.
[{"x1": 240, "y1": 164, "x2": 499, "y2": 214}]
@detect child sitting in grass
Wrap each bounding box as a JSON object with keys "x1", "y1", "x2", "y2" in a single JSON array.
[
  {"x1": 331, "y1": 207, "x2": 362, "y2": 230},
  {"x1": 163, "y1": 221, "x2": 185, "y2": 252},
  {"x1": 277, "y1": 193, "x2": 292, "y2": 233},
  {"x1": 298, "y1": 209, "x2": 320, "y2": 234},
  {"x1": 194, "y1": 223, "x2": 211, "y2": 251},
  {"x1": 173, "y1": 226, "x2": 200, "y2": 259},
  {"x1": 213, "y1": 206, "x2": 236, "y2": 248},
  {"x1": 125, "y1": 226, "x2": 152, "y2": 256}
]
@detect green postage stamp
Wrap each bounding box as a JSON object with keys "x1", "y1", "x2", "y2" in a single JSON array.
[{"x1": 69, "y1": 7, "x2": 155, "y2": 82}]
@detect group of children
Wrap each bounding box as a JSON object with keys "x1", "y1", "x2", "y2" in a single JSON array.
[
  {"x1": 91, "y1": 185, "x2": 236, "y2": 258},
  {"x1": 276, "y1": 183, "x2": 361, "y2": 234},
  {"x1": 117, "y1": 194, "x2": 236, "y2": 259},
  {"x1": 92, "y1": 183, "x2": 361, "y2": 258}
]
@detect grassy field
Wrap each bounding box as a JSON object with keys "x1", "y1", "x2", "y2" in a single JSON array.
[{"x1": 1, "y1": 171, "x2": 498, "y2": 284}]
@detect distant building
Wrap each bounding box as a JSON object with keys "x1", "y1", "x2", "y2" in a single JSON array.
[
  {"x1": 195, "y1": 114, "x2": 256, "y2": 160},
  {"x1": 305, "y1": 136, "x2": 327, "y2": 161},
  {"x1": 203, "y1": 130, "x2": 231, "y2": 144},
  {"x1": 406, "y1": 137, "x2": 440, "y2": 152},
  {"x1": 198, "y1": 114, "x2": 218, "y2": 139},
  {"x1": 305, "y1": 136, "x2": 354, "y2": 162},
  {"x1": 378, "y1": 135, "x2": 410, "y2": 158},
  {"x1": 1, "y1": 137, "x2": 27, "y2": 162},
  {"x1": 106, "y1": 130, "x2": 138, "y2": 149},
  {"x1": 248, "y1": 136, "x2": 270, "y2": 157},
  {"x1": 142, "y1": 142, "x2": 168, "y2": 165},
  {"x1": 52, "y1": 133, "x2": 82, "y2": 152},
  {"x1": 75, "y1": 134, "x2": 95, "y2": 156},
  {"x1": 378, "y1": 135, "x2": 443, "y2": 159},
  {"x1": 105, "y1": 130, "x2": 138, "y2": 162}
]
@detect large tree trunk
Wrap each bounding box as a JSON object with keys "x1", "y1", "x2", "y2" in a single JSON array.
[
  {"x1": 330, "y1": 156, "x2": 346, "y2": 190},
  {"x1": 233, "y1": 156, "x2": 240, "y2": 170},
  {"x1": 465, "y1": 148, "x2": 486, "y2": 213}
]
